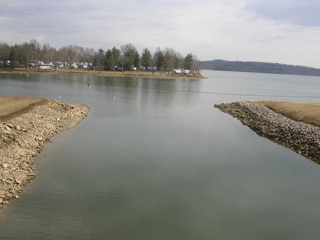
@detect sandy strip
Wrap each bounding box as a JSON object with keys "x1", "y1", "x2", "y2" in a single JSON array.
[
  {"x1": 0, "y1": 99, "x2": 90, "y2": 208},
  {"x1": 0, "y1": 69, "x2": 206, "y2": 80},
  {"x1": 215, "y1": 102, "x2": 320, "y2": 163}
]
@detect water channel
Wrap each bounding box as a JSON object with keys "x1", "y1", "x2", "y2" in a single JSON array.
[{"x1": 0, "y1": 70, "x2": 320, "y2": 239}]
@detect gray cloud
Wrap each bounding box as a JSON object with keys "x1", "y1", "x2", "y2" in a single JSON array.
[
  {"x1": 244, "y1": 0, "x2": 320, "y2": 27},
  {"x1": 1, "y1": 0, "x2": 320, "y2": 67}
]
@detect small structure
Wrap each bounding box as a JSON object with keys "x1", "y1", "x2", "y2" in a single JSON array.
[
  {"x1": 39, "y1": 65, "x2": 52, "y2": 70},
  {"x1": 174, "y1": 69, "x2": 182, "y2": 74}
]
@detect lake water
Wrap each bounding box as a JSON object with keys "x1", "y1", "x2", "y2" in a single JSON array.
[{"x1": 0, "y1": 70, "x2": 320, "y2": 239}]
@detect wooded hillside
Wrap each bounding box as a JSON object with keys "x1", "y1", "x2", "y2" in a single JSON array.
[{"x1": 202, "y1": 60, "x2": 320, "y2": 76}]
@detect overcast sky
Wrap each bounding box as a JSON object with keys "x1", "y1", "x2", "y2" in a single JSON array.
[{"x1": 1, "y1": 0, "x2": 319, "y2": 67}]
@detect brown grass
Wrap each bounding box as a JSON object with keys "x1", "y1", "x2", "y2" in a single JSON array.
[
  {"x1": 0, "y1": 97, "x2": 47, "y2": 122},
  {"x1": 254, "y1": 101, "x2": 320, "y2": 127}
]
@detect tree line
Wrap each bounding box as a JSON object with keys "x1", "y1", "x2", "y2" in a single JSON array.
[
  {"x1": 202, "y1": 60, "x2": 320, "y2": 77},
  {"x1": 0, "y1": 39, "x2": 201, "y2": 73}
]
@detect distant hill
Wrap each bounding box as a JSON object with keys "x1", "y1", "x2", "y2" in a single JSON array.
[{"x1": 201, "y1": 60, "x2": 320, "y2": 76}]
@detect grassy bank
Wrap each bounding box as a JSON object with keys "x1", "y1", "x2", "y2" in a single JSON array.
[
  {"x1": 0, "y1": 68, "x2": 205, "y2": 80},
  {"x1": 0, "y1": 97, "x2": 47, "y2": 122},
  {"x1": 254, "y1": 102, "x2": 320, "y2": 127}
]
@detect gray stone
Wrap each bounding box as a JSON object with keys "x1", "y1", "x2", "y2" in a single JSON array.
[{"x1": 215, "y1": 102, "x2": 320, "y2": 162}]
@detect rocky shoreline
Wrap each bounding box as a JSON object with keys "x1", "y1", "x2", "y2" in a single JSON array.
[
  {"x1": 0, "y1": 100, "x2": 90, "y2": 208},
  {"x1": 215, "y1": 102, "x2": 320, "y2": 162}
]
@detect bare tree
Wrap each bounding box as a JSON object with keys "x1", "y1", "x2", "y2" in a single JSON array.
[
  {"x1": 83, "y1": 48, "x2": 95, "y2": 70},
  {"x1": 66, "y1": 45, "x2": 77, "y2": 67},
  {"x1": 163, "y1": 48, "x2": 176, "y2": 73},
  {"x1": 174, "y1": 52, "x2": 183, "y2": 69},
  {"x1": 192, "y1": 55, "x2": 202, "y2": 74},
  {"x1": 29, "y1": 39, "x2": 41, "y2": 63},
  {"x1": 20, "y1": 42, "x2": 33, "y2": 69},
  {"x1": 56, "y1": 47, "x2": 68, "y2": 63},
  {"x1": 41, "y1": 43, "x2": 53, "y2": 62},
  {"x1": 97, "y1": 48, "x2": 104, "y2": 72},
  {"x1": 120, "y1": 43, "x2": 138, "y2": 70}
]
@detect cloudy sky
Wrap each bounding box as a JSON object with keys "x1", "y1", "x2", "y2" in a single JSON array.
[{"x1": 1, "y1": 0, "x2": 319, "y2": 67}]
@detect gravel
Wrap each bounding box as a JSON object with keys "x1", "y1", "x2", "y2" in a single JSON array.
[
  {"x1": 0, "y1": 100, "x2": 90, "y2": 208},
  {"x1": 215, "y1": 101, "x2": 320, "y2": 162}
]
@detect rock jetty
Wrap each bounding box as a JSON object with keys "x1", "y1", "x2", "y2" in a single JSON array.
[
  {"x1": 214, "y1": 102, "x2": 320, "y2": 162},
  {"x1": 0, "y1": 100, "x2": 90, "y2": 208}
]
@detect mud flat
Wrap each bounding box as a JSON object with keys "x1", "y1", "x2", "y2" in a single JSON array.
[
  {"x1": 214, "y1": 102, "x2": 320, "y2": 162},
  {"x1": 0, "y1": 98, "x2": 90, "y2": 208}
]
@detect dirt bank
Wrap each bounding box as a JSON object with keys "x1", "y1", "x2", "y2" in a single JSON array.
[
  {"x1": 0, "y1": 99, "x2": 90, "y2": 208},
  {"x1": 214, "y1": 102, "x2": 320, "y2": 162}
]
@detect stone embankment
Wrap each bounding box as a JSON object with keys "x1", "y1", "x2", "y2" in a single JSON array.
[
  {"x1": 214, "y1": 102, "x2": 320, "y2": 162},
  {"x1": 0, "y1": 100, "x2": 90, "y2": 208}
]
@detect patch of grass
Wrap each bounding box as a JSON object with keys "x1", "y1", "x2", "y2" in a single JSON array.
[
  {"x1": 0, "y1": 97, "x2": 47, "y2": 121},
  {"x1": 254, "y1": 101, "x2": 320, "y2": 127}
]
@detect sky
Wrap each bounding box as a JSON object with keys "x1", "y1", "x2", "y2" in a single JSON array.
[{"x1": 1, "y1": 0, "x2": 320, "y2": 68}]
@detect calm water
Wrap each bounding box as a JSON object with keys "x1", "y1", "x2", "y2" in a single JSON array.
[{"x1": 0, "y1": 70, "x2": 320, "y2": 239}]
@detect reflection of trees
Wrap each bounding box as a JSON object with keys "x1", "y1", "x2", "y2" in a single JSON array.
[
  {"x1": 139, "y1": 78, "x2": 200, "y2": 114},
  {"x1": 88, "y1": 75, "x2": 200, "y2": 115}
]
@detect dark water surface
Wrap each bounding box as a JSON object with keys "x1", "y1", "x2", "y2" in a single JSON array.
[{"x1": 0, "y1": 70, "x2": 320, "y2": 239}]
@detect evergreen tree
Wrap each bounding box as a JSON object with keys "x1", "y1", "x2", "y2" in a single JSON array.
[
  {"x1": 183, "y1": 53, "x2": 193, "y2": 70},
  {"x1": 134, "y1": 51, "x2": 140, "y2": 69},
  {"x1": 112, "y1": 47, "x2": 121, "y2": 66},
  {"x1": 0, "y1": 43, "x2": 10, "y2": 69},
  {"x1": 97, "y1": 48, "x2": 104, "y2": 72},
  {"x1": 9, "y1": 45, "x2": 20, "y2": 69},
  {"x1": 105, "y1": 49, "x2": 114, "y2": 69},
  {"x1": 174, "y1": 56, "x2": 180, "y2": 69},
  {"x1": 156, "y1": 51, "x2": 165, "y2": 70},
  {"x1": 141, "y1": 48, "x2": 152, "y2": 69}
]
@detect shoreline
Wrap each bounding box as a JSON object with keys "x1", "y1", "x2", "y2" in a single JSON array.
[
  {"x1": 0, "y1": 99, "x2": 90, "y2": 208},
  {"x1": 214, "y1": 102, "x2": 320, "y2": 162},
  {"x1": 0, "y1": 69, "x2": 206, "y2": 80}
]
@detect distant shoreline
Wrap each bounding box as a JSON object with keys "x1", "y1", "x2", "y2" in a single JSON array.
[
  {"x1": 202, "y1": 60, "x2": 320, "y2": 77},
  {"x1": 0, "y1": 69, "x2": 206, "y2": 80},
  {"x1": 202, "y1": 68, "x2": 320, "y2": 78}
]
